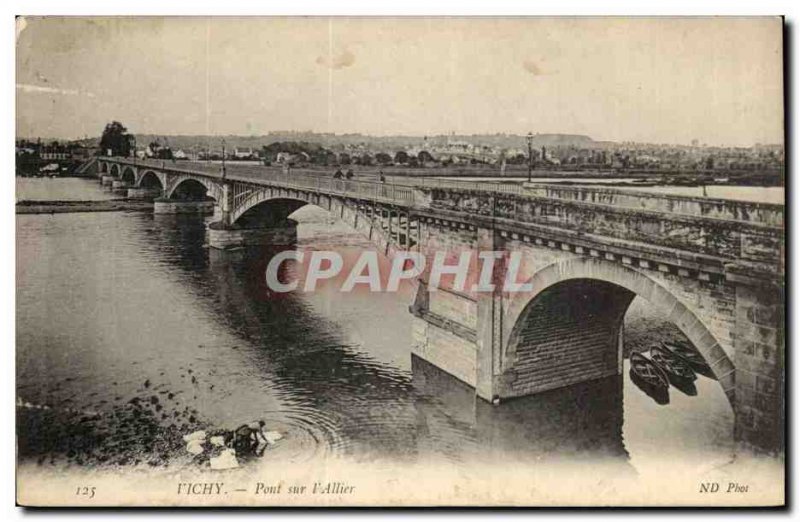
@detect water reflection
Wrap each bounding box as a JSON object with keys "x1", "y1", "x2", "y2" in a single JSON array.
[
  {"x1": 629, "y1": 369, "x2": 671, "y2": 405},
  {"x1": 671, "y1": 380, "x2": 698, "y2": 397},
  {"x1": 412, "y1": 356, "x2": 633, "y2": 469}
]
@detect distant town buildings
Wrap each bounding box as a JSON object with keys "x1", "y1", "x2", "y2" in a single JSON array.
[
  {"x1": 233, "y1": 147, "x2": 255, "y2": 159},
  {"x1": 15, "y1": 139, "x2": 101, "y2": 176},
  {"x1": 15, "y1": 133, "x2": 785, "y2": 180},
  {"x1": 255, "y1": 137, "x2": 784, "y2": 174}
]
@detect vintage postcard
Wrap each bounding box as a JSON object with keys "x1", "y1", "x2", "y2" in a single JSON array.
[{"x1": 15, "y1": 16, "x2": 785, "y2": 507}]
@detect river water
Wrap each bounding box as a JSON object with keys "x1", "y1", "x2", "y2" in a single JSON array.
[{"x1": 16, "y1": 178, "x2": 737, "y2": 478}]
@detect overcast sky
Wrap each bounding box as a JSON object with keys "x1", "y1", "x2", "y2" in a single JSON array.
[{"x1": 16, "y1": 17, "x2": 783, "y2": 146}]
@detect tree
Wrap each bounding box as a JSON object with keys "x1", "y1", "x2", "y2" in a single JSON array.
[
  {"x1": 394, "y1": 151, "x2": 410, "y2": 164},
  {"x1": 375, "y1": 152, "x2": 393, "y2": 166},
  {"x1": 320, "y1": 151, "x2": 337, "y2": 166},
  {"x1": 260, "y1": 141, "x2": 333, "y2": 164},
  {"x1": 418, "y1": 150, "x2": 435, "y2": 164},
  {"x1": 99, "y1": 121, "x2": 132, "y2": 157},
  {"x1": 507, "y1": 153, "x2": 526, "y2": 165}
]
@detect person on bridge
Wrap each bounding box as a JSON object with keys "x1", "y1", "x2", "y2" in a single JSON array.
[
  {"x1": 345, "y1": 169, "x2": 354, "y2": 180},
  {"x1": 379, "y1": 170, "x2": 386, "y2": 183},
  {"x1": 333, "y1": 169, "x2": 343, "y2": 179}
]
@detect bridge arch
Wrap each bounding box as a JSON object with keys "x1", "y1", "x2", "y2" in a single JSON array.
[
  {"x1": 120, "y1": 167, "x2": 136, "y2": 185},
  {"x1": 232, "y1": 197, "x2": 309, "y2": 228},
  {"x1": 167, "y1": 178, "x2": 214, "y2": 201},
  {"x1": 136, "y1": 170, "x2": 165, "y2": 190},
  {"x1": 164, "y1": 175, "x2": 223, "y2": 202},
  {"x1": 226, "y1": 188, "x2": 399, "y2": 254},
  {"x1": 98, "y1": 162, "x2": 108, "y2": 174},
  {"x1": 501, "y1": 257, "x2": 735, "y2": 403},
  {"x1": 109, "y1": 163, "x2": 120, "y2": 178}
]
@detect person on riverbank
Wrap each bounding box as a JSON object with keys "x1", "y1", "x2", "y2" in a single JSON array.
[{"x1": 231, "y1": 420, "x2": 268, "y2": 457}]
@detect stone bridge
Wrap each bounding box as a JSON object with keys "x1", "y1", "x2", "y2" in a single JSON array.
[{"x1": 97, "y1": 157, "x2": 785, "y2": 453}]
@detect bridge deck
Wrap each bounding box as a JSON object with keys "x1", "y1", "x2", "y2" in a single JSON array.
[{"x1": 106, "y1": 157, "x2": 783, "y2": 229}]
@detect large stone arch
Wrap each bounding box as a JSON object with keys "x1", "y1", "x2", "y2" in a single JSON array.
[
  {"x1": 501, "y1": 257, "x2": 735, "y2": 403},
  {"x1": 109, "y1": 163, "x2": 120, "y2": 178},
  {"x1": 98, "y1": 161, "x2": 108, "y2": 174}
]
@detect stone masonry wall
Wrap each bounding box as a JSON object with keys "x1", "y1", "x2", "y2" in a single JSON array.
[
  {"x1": 733, "y1": 284, "x2": 785, "y2": 452},
  {"x1": 503, "y1": 279, "x2": 633, "y2": 396},
  {"x1": 411, "y1": 316, "x2": 477, "y2": 388}
]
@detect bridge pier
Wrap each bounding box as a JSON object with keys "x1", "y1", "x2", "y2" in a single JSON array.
[
  {"x1": 127, "y1": 187, "x2": 162, "y2": 199},
  {"x1": 111, "y1": 180, "x2": 132, "y2": 191},
  {"x1": 474, "y1": 227, "x2": 503, "y2": 401},
  {"x1": 731, "y1": 277, "x2": 785, "y2": 453},
  {"x1": 100, "y1": 175, "x2": 114, "y2": 187},
  {"x1": 411, "y1": 226, "x2": 498, "y2": 397},
  {"x1": 153, "y1": 197, "x2": 215, "y2": 215},
  {"x1": 206, "y1": 220, "x2": 298, "y2": 250}
]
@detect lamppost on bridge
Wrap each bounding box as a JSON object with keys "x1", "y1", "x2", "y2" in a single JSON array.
[
  {"x1": 129, "y1": 135, "x2": 137, "y2": 164},
  {"x1": 221, "y1": 139, "x2": 227, "y2": 180},
  {"x1": 526, "y1": 131, "x2": 534, "y2": 183}
]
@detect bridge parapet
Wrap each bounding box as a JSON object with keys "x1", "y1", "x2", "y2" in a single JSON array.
[
  {"x1": 386, "y1": 175, "x2": 781, "y2": 225},
  {"x1": 420, "y1": 187, "x2": 784, "y2": 273},
  {"x1": 107, "y1": 157, "x2": 427, "y2": 211},
  {"x1": 522, "y1": 184, "x2": 783, "y2": 227},
  {"x1": 228, "y1": 172, "x2": 422, "y2": 213}
]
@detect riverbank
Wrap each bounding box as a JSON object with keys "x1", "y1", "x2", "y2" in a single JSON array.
[{"x1": 16, "y1": 199, "x2": 154, "y2": 214}]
